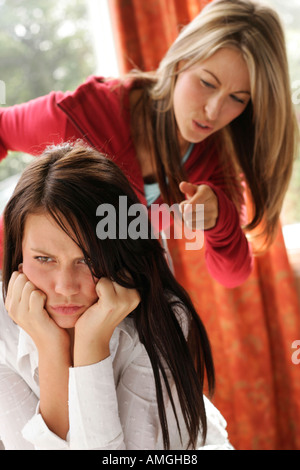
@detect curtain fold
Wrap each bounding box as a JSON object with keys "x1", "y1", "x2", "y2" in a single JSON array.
[
  {"x1": 109, "y1": 0, "x2": 211, "y2": 74},
  {"x1": 108, "y1": 0, "x2": 300, "y2": 450}
]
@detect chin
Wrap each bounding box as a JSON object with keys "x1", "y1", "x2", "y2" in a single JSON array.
[{"x1": 50, "y1": 314, "x2": 82, "y2": 330}]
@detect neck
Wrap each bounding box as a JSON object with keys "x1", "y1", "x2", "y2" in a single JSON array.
[{"x1": 177, "y1": 134, "x2": 191, "y2": 158}]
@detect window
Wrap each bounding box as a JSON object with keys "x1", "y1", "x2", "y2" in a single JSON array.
[
  {"x1": 263, "y1": 0, "x2": 300, "y2": 270},
  {"x1": 0, "y1": 0, "x2": 118, "y2": 213}
]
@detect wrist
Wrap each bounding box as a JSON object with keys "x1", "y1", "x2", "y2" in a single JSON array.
[
  {"x1": 73, "y1": 332, "x2": 110, "y2": 367},
  {"x1": 37, "y1": 332, "x2": 72, "y2": 364}
]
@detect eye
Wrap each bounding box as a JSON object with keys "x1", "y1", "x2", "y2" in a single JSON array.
[
  {"x1": 201, "y1": 79, "x2": 216, "y2": 89},
  {"x1": 34, "y1": 256, "x2": 53, "y2": 264},
  {"x1": 230, "y1": 94, "x2": 246, "y2": 104},
  {"x1": 78, "y1": 258, "x2": 89, "y2": 265}
]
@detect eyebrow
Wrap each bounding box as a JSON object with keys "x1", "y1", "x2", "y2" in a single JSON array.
[
  {"x1": 203, "y1": 69, "x2": 251, "y2": 95},
  {"x1": 31, "y1": 248, "x2": 56, "y2": 258},
  {"x1": 30, "y1": 248, "x2": 86, "y2": 261}
]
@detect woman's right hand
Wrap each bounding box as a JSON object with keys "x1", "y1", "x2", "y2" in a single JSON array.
[
  {"x1": 73, "y1": 277, "x2": 141, "y2": 367},
  {"x1": 5, "y1": 271, "x2": 70, "y2": 352}
]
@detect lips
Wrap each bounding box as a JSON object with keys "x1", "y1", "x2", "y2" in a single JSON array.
[
  {"x1": 50, "y1": 304, "x2": 84, "y2": 315},
  {"x1": 193, "y1": 120, "x2": 213, "y2": 131}
]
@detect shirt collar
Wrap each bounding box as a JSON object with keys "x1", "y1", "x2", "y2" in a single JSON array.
[{"x1": 17, "y1": 326, "x2": 39, "y2": 379}]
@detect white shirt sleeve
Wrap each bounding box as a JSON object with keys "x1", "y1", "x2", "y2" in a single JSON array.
[
  {"x1": 0, "y1": 364, "x2": 37, "y2": 450},
  {"x1": 2, "y1": 353, "x2": 233, "y2": 450},
  {"x1": 68, "y1": 357, "x2": 125, "y2": 450}
]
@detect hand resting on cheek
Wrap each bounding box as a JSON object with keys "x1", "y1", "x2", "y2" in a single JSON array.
[{"x1": 5, "y1": 268, "x2": 141, "y2": 367}]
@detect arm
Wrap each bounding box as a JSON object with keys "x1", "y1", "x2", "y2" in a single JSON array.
[
  {"x1": 5, "y1": 272, "x2": 72, "y2": 442},
  {"x1": 0, "y1": 364, "x2": 37, "y2": 450},
  {"x1": 0, "y1": 91, "x2": 69, "y2": 161},
  {"x1": 179, "y1": 181, "x2": 252, "y2": 288},
  {"x1": 37, "y1": 339, "x2": 71, "y2": 440},
  {"x1": 203, "y1": 182, "x2": 252, "y2": 288},
  {"x1": 69, "y1": 297, "x2": 232, "y2": 450}
]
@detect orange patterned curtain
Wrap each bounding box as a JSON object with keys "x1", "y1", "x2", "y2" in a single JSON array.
[{"x1": 108, "y1": 0, "x2": 300, "y2": 450}]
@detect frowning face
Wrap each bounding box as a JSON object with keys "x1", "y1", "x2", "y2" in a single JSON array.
[{"x1": 22, "y1": 213, "x2": 98, "y2": 329}]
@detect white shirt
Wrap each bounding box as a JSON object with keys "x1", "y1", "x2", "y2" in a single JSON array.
[{"x1": 0, "y1": 289, "x2": 233, "y2": 450}]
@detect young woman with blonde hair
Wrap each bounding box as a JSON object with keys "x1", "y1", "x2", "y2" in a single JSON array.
[
  {"x1": 0, "y1": 0, "x2": 297, "y2": 288},
  {"x1": 129, "y1": 0, "x2": 298, "y2": 246}
]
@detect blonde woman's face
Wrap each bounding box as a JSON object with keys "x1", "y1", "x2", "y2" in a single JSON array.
[{"x1": 173, "y1": 47, "x2": 251, "y2": 149}]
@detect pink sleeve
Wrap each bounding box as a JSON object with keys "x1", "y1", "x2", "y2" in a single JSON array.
[
  {"x1": 0, "y1": 91, "x2": 76, "y2": 269},
  {"x1": 0, "y1": 91, "x2": 70, "y2": 160},
  {"x1": 203, "y1": 182, "x2": 253, "y2": 288},
  {"x1": 0, "y1": 216, "x2": 3, "y2": 271}
]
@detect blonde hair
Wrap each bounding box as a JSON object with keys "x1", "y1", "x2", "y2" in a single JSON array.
[{"x1": 130, "y1": 0, "x2": 299, "y2": 248}]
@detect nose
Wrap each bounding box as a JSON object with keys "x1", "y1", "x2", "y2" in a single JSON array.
[
  {"x1": 54, "y1": 267, "x2": 80, "y2": 297},
  {"x1": 204, "y1": 94, "x2": 224, "y2": 122}
]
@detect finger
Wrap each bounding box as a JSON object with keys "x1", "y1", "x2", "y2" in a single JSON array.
[
  {"x1": 7, "y1": 273, "x2": 29, "y2": 314},
  {"x1": 95, "y1": 277, "x2": 116, "y2": 301},
  {"x1": 29, "y1": 289, "x2": 47, "y2": 314},
  {"x1": 5, "y1": 271, "x2": 20, "y2": 309},
  {"x1": 179, "y1": 181, "x2": 198, "y2": 200},
  {"x1": 22, "y1": 281, "x2": 39, "y2": 309},
  {"x1": 96, "y1": 277, "x2": 140, "y2": 316},
  {"x1": 12, "y1": 281, "x2": 38, "y2": 324}
]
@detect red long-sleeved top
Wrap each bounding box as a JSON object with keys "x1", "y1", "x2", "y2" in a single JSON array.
[{"x1": 0, "y1": 76, "x2": 252, "y2": 287}]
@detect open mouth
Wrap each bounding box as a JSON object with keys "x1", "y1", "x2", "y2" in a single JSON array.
[
  {"x1": 193, "y1": 120, "x2": 213, "y2": 133},
  {"x1": 194, "y1": 121, "x2": 212, "y2": 130},
  {"x1": 197, "y1": 123, "x2": 209, "y2": 129}
]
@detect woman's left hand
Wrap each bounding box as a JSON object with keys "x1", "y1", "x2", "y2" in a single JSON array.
[
  {"x1": 179, "y1": 181, "x2": 219, "y2": 230},
  {"x1": 73, "y1": 277, "x2": 140, "y2": 367}
]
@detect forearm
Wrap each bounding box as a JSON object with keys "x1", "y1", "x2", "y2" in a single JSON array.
[
  {"x1": 203, "y1": 183, "x2": 253, "y2": 287},
  {"x1": 38, "y1": 345, "x2": 72, "y2": 440},
  {"x1": 73, "y1": 331, "x2": 110, "y2": 368}
]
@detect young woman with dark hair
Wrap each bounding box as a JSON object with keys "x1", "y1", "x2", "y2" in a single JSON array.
[{"x1": 0, "y1": 142, "x2": 231, "y2": 450}]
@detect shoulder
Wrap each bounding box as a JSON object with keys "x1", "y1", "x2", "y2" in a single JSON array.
[
  {"x1": 57, "y1": 76, "x2": 134, "y2": 155},
  {"x1": 58, "y1": 76, "x2": 131, "y2": 115}
]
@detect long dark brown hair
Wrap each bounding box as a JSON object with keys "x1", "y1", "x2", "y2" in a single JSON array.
[{"x1": 2, "y1": 142, "x2": 215, "y2": 449}]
